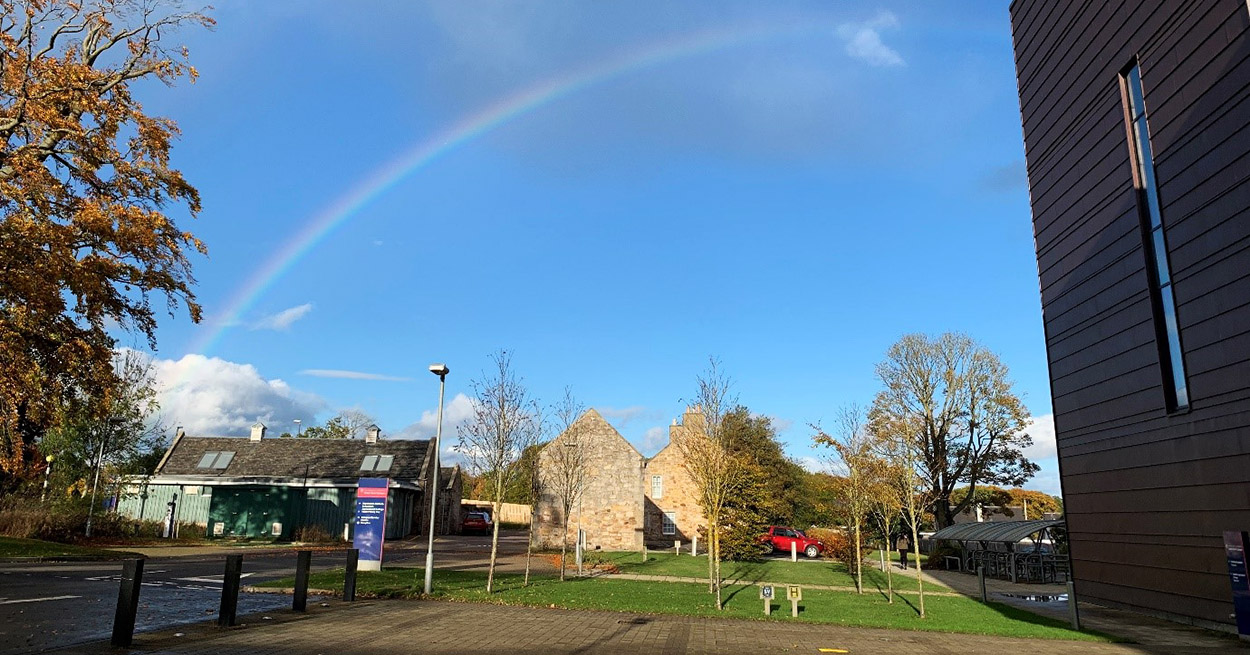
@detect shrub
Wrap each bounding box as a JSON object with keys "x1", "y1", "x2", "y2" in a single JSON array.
[
  {"x1": 715, "y1": 523, "x2": 770, "y2": 561},
  {"x1": 806, "y1": 527, "x2": 870, "y2": 568},
  {"x1": 293, "y1": 524, "x2": 337, "y2": 543},
  {"x1": 925, "y1": 541, "x2": 961, "y2": 570}
]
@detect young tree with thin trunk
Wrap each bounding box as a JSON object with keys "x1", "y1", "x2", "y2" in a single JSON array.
[
  {"x1": 871, "y1": 333, "x2": 1036, "y2": 530},
  {"x1": 542, "y1": 389, "x2": 587, "y2": 582},
  {"x1": 870, "y1": 410, "x2": 933, "y2": 618},
  {"x1": 677, "y1": 358, "x2": 744, "y2": 610},
  {"x1": 456, "y1": 350, "x2": 541, "y2": 593},
  {"x1": 0, "y1": 0, "x2": 213, "y2": 482},
  {"x1": 812, "y1": 404, "x2": 871, "y2": 594},
  {"x1": 867, "y1": 459, "x2": 903, "y2": 604}
]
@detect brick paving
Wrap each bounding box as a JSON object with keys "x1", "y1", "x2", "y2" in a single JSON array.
[{"x1": 48, "y1": 598, "x2": 1242, "y2": 655}]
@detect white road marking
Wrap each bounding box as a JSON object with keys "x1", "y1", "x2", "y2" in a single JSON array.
[
  {"x1": 173, "y1": 573, "x2": 254, "y2": 584},
  {"x1": 0, "y1": 595, "x2": 80, "y2": 605}
]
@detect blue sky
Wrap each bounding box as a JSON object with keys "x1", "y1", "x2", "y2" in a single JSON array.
[{"x1": 130, "y1": 1, "x2": 1063, "y2": 494}]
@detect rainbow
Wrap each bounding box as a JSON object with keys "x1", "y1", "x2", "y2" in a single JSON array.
[{"x1": 185, "y1": 21, "x2": 824, "y2": 356}]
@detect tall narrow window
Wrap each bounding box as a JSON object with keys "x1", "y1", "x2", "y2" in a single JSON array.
[
  {"x1": 651, "y1": 475, "x2": 663, "y2": 499},
  {"x1": 1121, "y1": 61, "x2": 1189, "y2": 411}
]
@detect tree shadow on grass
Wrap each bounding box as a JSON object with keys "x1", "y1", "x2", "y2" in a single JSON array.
[
  {"x1": 896, "y1": 592, "x2": 921, "y2": 616},
  {"x1": 722, "y1": 580, "x2": 759, "y2": 606}
]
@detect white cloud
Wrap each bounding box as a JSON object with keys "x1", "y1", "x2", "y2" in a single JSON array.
[
  {"x1": 836, "y1": 12, "x2": 905, "y2": 67},
  {"x1": 394, "y1": 393, "x2": 476, "y2": 441},
  {"x1": 300, "y1": 369, "x2": 413, "y2": 382},
  {"x1": 631, "y1": 425, "x2": 671, "y2": 457},
  {"x1": 143, "y1": 352, "x2": 325, "y2": 437},
  {"x1": 251, "y1": 303, "x2": 314, "y2": 331},
  {"x1": 1029, "y1": 473, "x2": 1064, "y2": 497},
  {"x1": 1022, "y1": 414, "x2": 1057, "y2": 462}
]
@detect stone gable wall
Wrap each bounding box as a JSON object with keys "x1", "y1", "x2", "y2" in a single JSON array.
[{"x1": 534, "y1": 410, "x2": 644, "y2": 551}]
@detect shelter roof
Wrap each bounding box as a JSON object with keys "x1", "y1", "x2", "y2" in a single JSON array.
[{"x1": 930, "y1": 519, "x2": 1065, "y2": 544}]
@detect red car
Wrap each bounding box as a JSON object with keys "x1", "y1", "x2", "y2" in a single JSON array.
[
  {"x1": 760, "y1": 525, "x2": 824, "y2": 558},
  {"x1": 462, "y1": 511, "x2": 492, "y2": 535}
]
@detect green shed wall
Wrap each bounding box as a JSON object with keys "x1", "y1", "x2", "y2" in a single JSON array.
[
  {"x1": 208, "y1": 486, "x2": 303, "y2": 539},
  {"x1": 116, "y1": 483, "x2": 211, "y2": 526}
]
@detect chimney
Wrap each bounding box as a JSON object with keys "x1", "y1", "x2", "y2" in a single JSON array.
[
  {"x1": 175, "y1": 426, "x2": 185, "y2": 440},
  {"x1": 250, "y1": 422, "x2": 266, "y2": 441},
  {"x1": 365, "y1": 424, "x2": 381, "y2": 444}
]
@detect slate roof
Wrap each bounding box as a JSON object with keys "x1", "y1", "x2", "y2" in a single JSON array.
[{"x1": 157, "y1": 435, "x2": 433, "y2": 485}]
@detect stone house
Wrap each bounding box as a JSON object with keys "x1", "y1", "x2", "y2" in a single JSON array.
[
  {"x1": 642, "y1": 408, "x2": 707, "y2": 545},
  {"x1": 534, "y1": 407, "x2": 708, "y2": 551}
]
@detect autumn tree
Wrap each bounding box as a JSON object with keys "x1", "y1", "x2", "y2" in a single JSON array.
[
  {"x1": 0, "y1": 1, "x2": 212, "y2": 481},
  {"x1": 541, "y1": 387, "x2": 587, "y2": 582},
  {"x1": 951, "y1": 485, "x2": 1063, "y2": 519},
  {"x1": 869, "y1": 413, "x2": 932, "y2": 618},
  {"x1": 867, "y1": 458, "x2": 903, "y2": 604},
  {"x1": 716, "y1": 408, "x2": 801, "y2": 561},
  {"x1": 456, "y1": 350, "x2": 542, "y2": 593},
  {"x1": 813, "y1": 404, "x2": 872, "y2": 594},
  {"x1": 283, "y1": 411, "x2": 378, "y2": 440},
  {"x1": 677, "y1": 358, "x2": 747, "y2": 610},
  {"x1": 335, "y1": 409, "x2": 377, "y2": 440},
  {"x1": 870, "y1": 333, "x2": 1036, "y2": 529}
]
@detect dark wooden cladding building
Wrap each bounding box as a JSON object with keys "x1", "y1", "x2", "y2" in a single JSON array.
[{"x1": 1010, "y1": 0, "x2": 1250, "y2": 629}]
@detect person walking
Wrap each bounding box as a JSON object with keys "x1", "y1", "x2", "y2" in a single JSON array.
[{"x1": 897, "y1": 534, "x2": 911, "y2": 570}]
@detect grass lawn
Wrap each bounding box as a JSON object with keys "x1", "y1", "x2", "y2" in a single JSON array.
[
  {"x1": 603, "y1": 551, "x2": 934, "y2": 592},
  {"x1": 0, "y1": 536, "x2": 139, "y2": 559},
  {"x1": 256, "y1": 567, "x2": 1115, "y2": 642}
]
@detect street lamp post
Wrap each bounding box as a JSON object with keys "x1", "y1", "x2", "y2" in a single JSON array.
[
  {"x1": 41, "y1": 455, "x2": 54, "y2": 502},
  {"x1": 424, "y1": 363, "x2": 449, "y2": 595},
  {"x1": 85, "y1": 420, "x2": 116, "y2": 538}
]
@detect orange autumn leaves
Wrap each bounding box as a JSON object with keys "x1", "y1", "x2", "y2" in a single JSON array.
[{"x1": 0, "y1": 1, "x2": 211, "y2": 476}]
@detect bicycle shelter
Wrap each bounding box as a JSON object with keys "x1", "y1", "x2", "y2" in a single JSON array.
[{"x1": 930, "y1": 518, "x2": 1068, "y2": 583}]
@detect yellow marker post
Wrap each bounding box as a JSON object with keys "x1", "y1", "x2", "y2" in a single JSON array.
[{"x1": 787, "y1": 585, "x2": 802, "y2": 617}]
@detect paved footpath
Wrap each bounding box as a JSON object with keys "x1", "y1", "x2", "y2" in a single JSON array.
[{"x1": 48, "y1": 599, "x2": 1239, "y2": 655}]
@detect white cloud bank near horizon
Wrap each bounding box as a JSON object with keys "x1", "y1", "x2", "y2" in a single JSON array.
[
  {"x1": 1022, "y1": 414, "x2": 1061, "y2": 496},
  {"x1": 144, "y1": 352, "x2": 325, "y2": 437}
]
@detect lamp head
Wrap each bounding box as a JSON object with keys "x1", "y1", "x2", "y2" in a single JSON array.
[{"x1": 429, "y1": 363, "x2": 450, "y2": 377}]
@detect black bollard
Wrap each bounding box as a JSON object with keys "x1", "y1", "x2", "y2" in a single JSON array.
[
  {"x1": 293, "y1": 550, "x2": 311, "y2": 611},
  {"x1": 219, "y1": 554, "x2": 242, "y2": 627},
  {"x1": 344, "y1": 548, "x2": 358, "y2": 602},
  {"x1": 111, "y1": 559, "x2": 145, "y2": 647}
]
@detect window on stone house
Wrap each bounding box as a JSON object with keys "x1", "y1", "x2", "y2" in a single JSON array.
[
  {"x1": 662, "y1": 511, "x2": 676, "y2": 535},
  {"x1": 651, "y1": 475, "x2": 663, "y2": 499}
]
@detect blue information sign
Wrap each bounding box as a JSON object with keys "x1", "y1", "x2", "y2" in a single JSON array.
[
  {"x1": 354, "y1": 478, "x2": 389, "y2": 571},
  {"x1": 1224, "y1": 530, "x2": 1250, "y2": 640}
]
